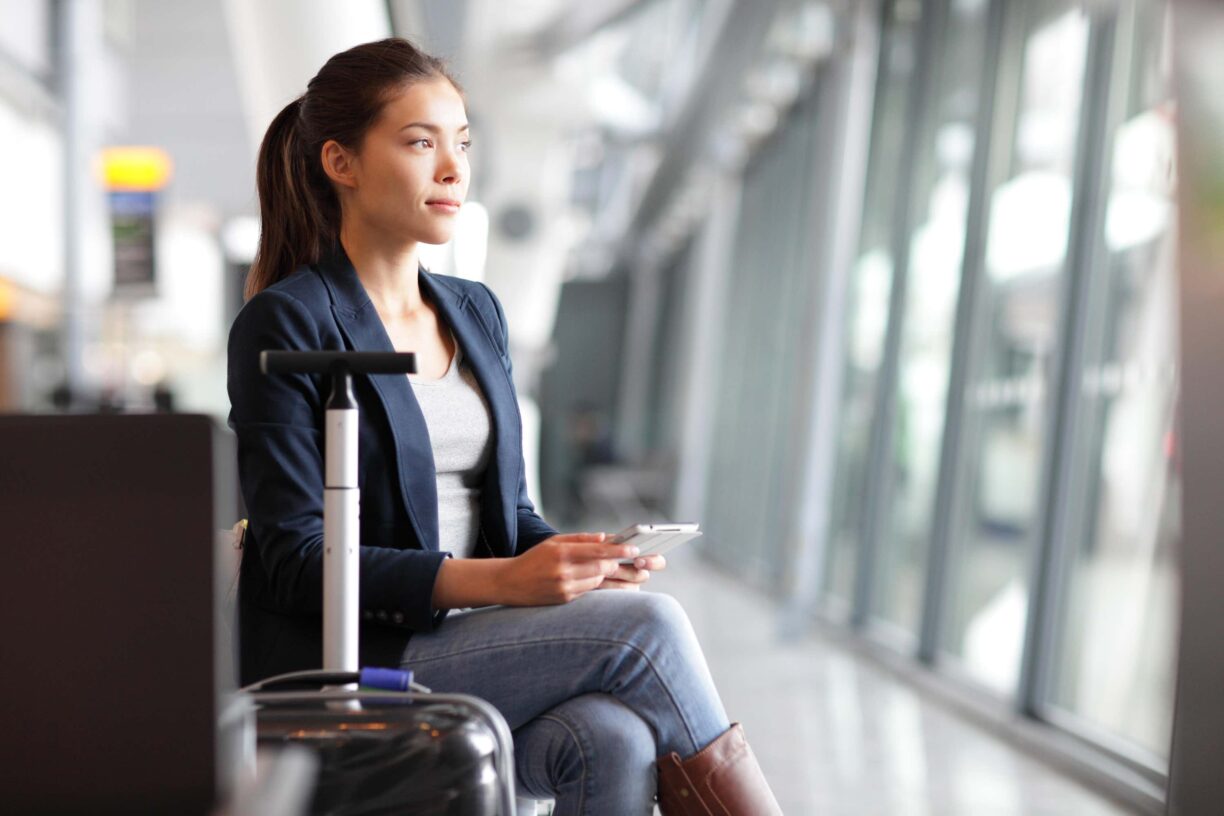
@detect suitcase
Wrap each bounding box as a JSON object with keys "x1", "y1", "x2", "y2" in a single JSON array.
[
  {"x1": 242, "y1": 351, "x2": 518, "y2": 815},
  {"x1": 250, "y1": 685, "x2": 514, "y2": 816}
]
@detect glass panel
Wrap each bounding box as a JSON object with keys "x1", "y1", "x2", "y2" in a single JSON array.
[
  {"x1": 870, "y1": 0, "x2": 991, "y2": 635},
  {"x1": 702, "y1": 85, "x2": 823, "y2": 586},
  {"x1": 1048, "y1": 0, "x2": 1178, "y2": 759},
  {"x1": 941, "y1": 1, "x2": 1090, "y2": 692},
  {"x1": 756, "y1": 87, "x2": 825, "y2": 587},
  {"x1": 824, "y1": 0, "x2": 925, "y2": 609},
  {"x1": 645, "y1": 239, "x2": 692, "y2": 459}
]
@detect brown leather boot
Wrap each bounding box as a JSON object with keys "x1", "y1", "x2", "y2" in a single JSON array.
[{"x1": 656, "y1": 722, "x2": 783, "y2": 815}]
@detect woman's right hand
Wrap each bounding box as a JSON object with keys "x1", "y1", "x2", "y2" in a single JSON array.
[{"x1": 499, "y1": 533, "x2": 639, "y2": 606}]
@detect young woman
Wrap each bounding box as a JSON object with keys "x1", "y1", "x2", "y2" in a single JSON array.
[{"x1": 228, "y1": 37, "x2": 781, "y2": 815}]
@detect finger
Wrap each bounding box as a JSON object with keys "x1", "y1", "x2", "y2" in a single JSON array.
[
  {"x1": 564, "y1": 540, "x2": 639, "y2": 563},
  {"x1": 610, "y1": 565, "x2": 650, "y2": 583},
  {"x1": 599, "y1": 558, "x2": 626, "y2": 578},
  {"x1": 568, "y1": 574, "x2": 607, "y2": 596},
  {"x1": 597, "y1": 578, "x2": 642, "y2": 592},
  {"x1": 633, "y1": 554, "x2": 667, "y2": 572},
  {"x1": 567, "y1": 559, "x2": 618, "y2": 580},
  {"x1": 552, "y1": 532, "x2": 607, "y2": 543},
  {"x1": 565, "y1": 557, "x2": 628, "y2": 581}
]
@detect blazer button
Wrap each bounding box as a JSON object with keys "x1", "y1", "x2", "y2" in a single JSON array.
[
  {"x1": 362, "y1": 610, "x2": 373, "y2": 621},
  {"x1": 377, "y1": 610, "x2": 388, "y2": 621},
  {"x1": 392, "y1": 611, "x2": 404, "y2": 624}
]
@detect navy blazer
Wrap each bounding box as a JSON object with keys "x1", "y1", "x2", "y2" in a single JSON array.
[{"x1": 227, "y1": 247, "x2": 557, "y2": 684}]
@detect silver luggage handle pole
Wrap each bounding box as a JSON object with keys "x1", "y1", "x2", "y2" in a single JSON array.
[{"x1": 323, "y1": 369, "x2": 359, "y2": 673}]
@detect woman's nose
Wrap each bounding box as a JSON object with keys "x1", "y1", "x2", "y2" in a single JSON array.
[{"x1": 436, "y1": 150, "x2": 463, "y2": 185}]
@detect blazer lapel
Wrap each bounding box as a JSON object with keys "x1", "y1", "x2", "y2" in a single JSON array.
[
  {"x1": 420, "y1": 272, "x2": 520, "y2": 555},
  {"x1": 316, "y1": 250, "x2": 439, "y2": 550}
]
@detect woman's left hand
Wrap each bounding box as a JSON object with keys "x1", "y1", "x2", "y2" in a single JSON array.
[{"x1": 597, "y1": 554, "x2": 667, "y2": 591}]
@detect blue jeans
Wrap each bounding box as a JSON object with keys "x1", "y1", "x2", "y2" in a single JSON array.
[{"x1": 400, "y1": 590, "x2": 731, "y2": 815}]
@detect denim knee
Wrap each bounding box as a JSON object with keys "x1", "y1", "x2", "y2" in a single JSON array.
[
  {"x1": 542, "y1": 693, "x2": 656, "y2": 769},
  {"x1": 618, "y1": 591, "x2": 694, "y2": 647},
  {"x1": 515, "y1": 693, "x2": 657, "y2": 814},
  {"x1": 573, "y1": 693, "x2": 657, "y2": 765}
]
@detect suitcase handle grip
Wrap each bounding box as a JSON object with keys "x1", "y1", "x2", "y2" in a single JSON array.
[{"x1": 261, "y1": 350, "x2": 418, "y2": 375}]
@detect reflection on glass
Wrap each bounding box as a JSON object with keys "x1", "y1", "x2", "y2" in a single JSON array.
[
  {"x1": 825, "y1": 0, "x2": 924, "y2": 609},
  {"x1": 1049, "y1": 0, "x2": 1178, "y2": 759},
  {"x1": 942, "y1": 2, "x2": 1090, "y2": 692},
  {"x1": 870, "y1": 0, "x2": 990, "y2": 636}
]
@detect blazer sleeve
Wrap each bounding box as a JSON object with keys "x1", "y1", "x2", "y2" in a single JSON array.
[
  {"x1": 478, "y1": 282, "x2": 559, "y2": 552},
  {"x1": 227, "y1": 289, "x2": 450, "y2": 631}
]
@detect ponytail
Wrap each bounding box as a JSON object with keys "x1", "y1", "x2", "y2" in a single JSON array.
[
  {"x1": 243, "y1": 38, "x2": 460, "y2": 300},
  {"x1": 245, "y1": 97, "x2": 336, "y2": 300}
]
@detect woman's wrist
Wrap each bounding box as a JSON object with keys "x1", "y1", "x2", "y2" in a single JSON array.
[{"x1": 431, "y1": 556, "x2": 509, "y2": 610}]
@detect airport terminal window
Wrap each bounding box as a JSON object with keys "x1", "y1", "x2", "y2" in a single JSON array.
[
  {"x1": 756, "y1": 87, "x2": 824, "y2": 585},
  {"x1": 1046, "y1": 0, "x2": 1178, "y2": 760},
  {"x1": 702, "y1": 184, "x2": 757, "y2": 571},
  {"x1": 702, "y1": 82, "x2": 823, "y2": 587},
  {"x1": 869, "y1": 0, "x2": 991, "y2": 638},
  {"x1": 940, "y1": 0, "x2": 1090, "y2": 693},
  {"x1": 644, "y1": 237, "x2": 693, "y2": 464},
  {"x1": 824, "y1": 0, "x2": 925, "y2": 611}
]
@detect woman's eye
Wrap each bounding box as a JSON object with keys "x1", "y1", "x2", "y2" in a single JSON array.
[
  {"x1": 409, "y1": 138, "x2": 432, "y2": 148},
  {"x1": 459, "y1": 140, "x2": 473, "y2": 152}
]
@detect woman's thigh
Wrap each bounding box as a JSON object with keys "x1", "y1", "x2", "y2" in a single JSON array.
[{"x1": 402, "y1": 590, "x2": 727, "y2": 755}]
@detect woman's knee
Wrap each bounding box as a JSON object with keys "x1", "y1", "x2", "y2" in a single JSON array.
[
  {"x1": 549, "y1": 694, "x2": 657, "y2": 782},
  {"x1": 516, "y1": 694, "x2": 656, "y2": 795},
  {"x1": 571, "y1": 693, "x2": 656, "y2": 759},
  {"x1": 617, "y1": 591, "x2": 696, "y2": 646}
]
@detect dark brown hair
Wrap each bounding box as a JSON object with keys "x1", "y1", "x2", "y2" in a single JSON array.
[{"x1": 245, "y1": 38, "x2": 460, "y2": 300}]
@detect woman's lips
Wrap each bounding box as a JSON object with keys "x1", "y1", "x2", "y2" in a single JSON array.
[{"x1": 426, "y1": 200, "x2": 460, "y2": 214}]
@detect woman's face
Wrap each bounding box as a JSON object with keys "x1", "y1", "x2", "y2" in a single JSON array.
[{"x1": 335, "y1": 78, "x2": 471, "y2": 245}]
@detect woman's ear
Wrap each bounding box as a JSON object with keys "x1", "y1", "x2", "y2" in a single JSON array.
[{"x1": 320, "y1": 140, "x2": 358, "y2": 189}]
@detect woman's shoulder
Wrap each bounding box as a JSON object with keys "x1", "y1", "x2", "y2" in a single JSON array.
[
  {"x1": 237, "y1": 266, "x2": 330, "y2": 320},
  {"x1": 229, "y1": 265, "x2": 333, "y2": 352},
  {"x1": 258, "y1": 265, "x2": 331, "y2": 307}
]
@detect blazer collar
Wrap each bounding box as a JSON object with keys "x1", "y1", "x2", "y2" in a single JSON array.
[{"x1": 320, "y1": 242, "x2": 470, "y2": 316}]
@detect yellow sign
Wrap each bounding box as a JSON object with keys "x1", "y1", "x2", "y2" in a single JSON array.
[
  {"x1": 0, "y1": 277, "x2": 13, "y2": 321},
  {"x1": 100, "y1": 146, "x2": 173, "y2": 191}
]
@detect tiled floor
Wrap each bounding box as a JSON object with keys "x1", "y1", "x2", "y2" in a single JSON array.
[{"x1": 643, "y1": 549, "x2": 1139, "y2": 816}]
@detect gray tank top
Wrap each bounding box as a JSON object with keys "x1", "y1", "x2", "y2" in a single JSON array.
[{"x1": 407, "y1": 330, "x2": 494, "y2": 559}]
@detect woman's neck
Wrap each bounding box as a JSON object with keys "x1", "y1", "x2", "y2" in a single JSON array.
[{"x1": 339, "y1": 222, "x2": 424, "y2": 319}]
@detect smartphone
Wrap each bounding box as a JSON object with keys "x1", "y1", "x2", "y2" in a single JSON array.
[{"x1": 609, "y1": 523, "x2": 702, "y2": 564}]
